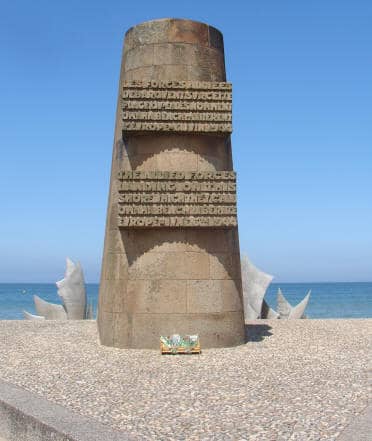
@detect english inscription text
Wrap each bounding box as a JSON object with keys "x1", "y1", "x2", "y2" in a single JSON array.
[{"x1": 117, "y1": 170, "x2": 237, "y2": 228}]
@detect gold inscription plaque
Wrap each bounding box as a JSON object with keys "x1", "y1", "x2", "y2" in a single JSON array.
[
  {"x1": 117, "y1": 171, "x2": 237, "y2": 228},
  {"x1": 122, "y1": 81, "x2": 232, "y2": 135}
]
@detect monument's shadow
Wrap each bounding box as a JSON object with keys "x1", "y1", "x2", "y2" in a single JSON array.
[{"x1": 244, "y1": 324, "x2": 273, "y2": 343}]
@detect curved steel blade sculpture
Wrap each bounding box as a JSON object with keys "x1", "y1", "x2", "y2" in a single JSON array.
[
  {"x1": 56, "y1": 258, "x2": 87, "y2": 320},
  {"x1": 33, "y1": 295, "x2": 68, "y2": 320},
  {"x1": 241, "y1": 255, "x2": 273, "y2": 320},
  {"x1": 23, "y1": 310, "x2": 46, "y2": 320},
  {"x1": 23, "y1": 258, "x2": 92, "y2": 320},
  {"x1": 241, "y1": 255, "x2": 311, "y2": 321}
]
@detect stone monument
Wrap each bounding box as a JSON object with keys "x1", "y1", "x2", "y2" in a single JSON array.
[{"x1": 97, "y1": 18, "x2": 245, "y2": 348}]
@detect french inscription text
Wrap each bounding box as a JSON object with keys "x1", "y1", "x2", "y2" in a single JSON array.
[{"x1": 122, "y1": 81, "x2": 233, "y2": 135}]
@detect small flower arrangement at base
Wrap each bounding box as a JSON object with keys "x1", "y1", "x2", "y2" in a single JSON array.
[{"x1": 160, "y1": 334, "x2": 201, "y2": 354}]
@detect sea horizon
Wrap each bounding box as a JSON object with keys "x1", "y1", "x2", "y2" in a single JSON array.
[
  {"x1": 1, "y1": 280, "x2": 371, "y2": 284},
  {"x1": 0, "y1": 281, "x2": 371, "y2": 320}
]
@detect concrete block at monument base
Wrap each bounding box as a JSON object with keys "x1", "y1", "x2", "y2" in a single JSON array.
[
  {"x1": 99, "y1": 278, "x2": 128, "y2": 313},
  {"x1": 209, "y1": 253, "x2": 241, "y2": 280},
  {"x1": 128, "y1": 251, "x2": 210, "y2": 281},
  {"x1": 102, "y1": 253, "x2": 128, "y2": 281},
  {"x1": 187, "y1": 279, "x2": 241, "y2": 314},
  {"x1": 127, "y1": 279, "x2": 187, "y2": 314},
  {"x1": 130, "y1": 311, "x2": 245, "y2": 349}
]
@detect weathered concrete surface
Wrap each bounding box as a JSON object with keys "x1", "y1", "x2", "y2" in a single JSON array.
[
  {"x1": 98, "y1": 18, "x2": 245, "y2": 349},
  {"x1": 0, "y1": 379, "x2": 131, "y2": 441},
  {"x1": 0, "y1": 320, "x2": 370, "y2": 440}
]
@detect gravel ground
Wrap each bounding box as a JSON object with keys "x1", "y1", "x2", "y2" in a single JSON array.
[{"x1": 0, "y1": 319, "x2": 370, "y2": 440}]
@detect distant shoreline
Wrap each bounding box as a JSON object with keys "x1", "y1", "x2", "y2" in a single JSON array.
[
  {"x1": 1, "y1": 281, "x2": 371, "y2": 284},
  {"x1": 1, "y1": 282, "x2": 371, "y2": 320}
]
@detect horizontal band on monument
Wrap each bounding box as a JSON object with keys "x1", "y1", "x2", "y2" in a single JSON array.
[
  {"x1": 117, "y1": 170, "x2": 236, "y2": 180},
  {"x1": 118, "y1": 216, "x2": 238, "y2": 228},
  {"x1": 122, "y1": 101, "x2": 232, "y2": 111},
  {"x1": 119, "y1": 194, "x2": 236, "y2": 205},
  {"x1": 123, "y1": 111, "x2": 232, "y2": 122},
  {"x1": 122, "y1": 122, "x2": 232, "y2": 133},
  {"x1": 118, "y1": 193, "x2": 236, "y2": 204},
  {"x1": 122, "y1": 80, "x2": 232, "y2": 91},
  {"x1": 118, "y1": 182, "x2": 236, "y2": 192},
  {"x1": 118, "y1": 204, "x2": 237, "y2": 215},
  {"x1": 122, "y1": 90, "x2": 232, "y2": 101}
]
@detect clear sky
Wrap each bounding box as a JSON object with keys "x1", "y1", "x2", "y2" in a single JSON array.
[{"x1": 0, "y1": 0, "x2": 371, "y2": 283}]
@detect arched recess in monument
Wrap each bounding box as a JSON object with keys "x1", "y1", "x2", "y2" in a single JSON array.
[{"x1": 98, "y1": 18, "x2": 245, "y2": 348}]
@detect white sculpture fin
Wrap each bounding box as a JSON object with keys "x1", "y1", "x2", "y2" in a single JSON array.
[
  {"x1": 277, "y1": 289, "x2": 311, "y2": 319},
  {"x1": 277, "y1": 288, "x2": 292, "y2": 319},
  {"x1": 65, "y1": 257, "x2": 75, "y2": 278},
  {"x1": 289, "y1": 290, "x2": 311, "y2": 319},
  {"x1": 261, "y1": 299, "x2": 279, "y2": 319},
  {"x1": 241, "y1": 255, "x2": 274, "y2": 321},
  {"x1": 246, "y1": 302, "x2": 260, "y2": 320},
  {"x1": 33, "y1": 295, "x2": 67, "y2": 320},
  {"x1": 56, "y1": 258, "x2": 87, "y2": 319},
  {"x1": 23, "y1": 310, "x2": 45, "y2": 320}
]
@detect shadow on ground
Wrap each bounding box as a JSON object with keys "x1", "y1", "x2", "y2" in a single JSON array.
[{"x1": 245, "y1": 324, "x2": 273, "y2": 343}]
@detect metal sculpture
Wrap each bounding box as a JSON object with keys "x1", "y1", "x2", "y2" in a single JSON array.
[
  {"x1": 241, "y1": 255, "x2": 311, "y2": 320},
  {"x1": 23, "y1": 258, "x2": 93, "y2": 320}
]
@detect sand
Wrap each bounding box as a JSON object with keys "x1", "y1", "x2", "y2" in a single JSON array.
[{"x1": 0, "y1": 319, "x2": 370, "y2": 440}]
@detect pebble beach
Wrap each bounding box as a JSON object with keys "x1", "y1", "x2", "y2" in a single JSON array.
[{"x1": 0, "y1": 319, "x2": 370, "y2": 440}]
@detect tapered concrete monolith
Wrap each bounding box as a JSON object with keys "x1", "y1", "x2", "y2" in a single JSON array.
[{"x1": 98, "y1": 18, "x2": 245, "y2": 348}]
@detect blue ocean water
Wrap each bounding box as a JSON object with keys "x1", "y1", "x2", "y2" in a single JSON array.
[
  {"x1": 266, "y1": 282, "x2": 372, "y2": 318},
  {"x1": 0, "y1": 284, "x2": 99, "y2": 320},
  {"x1": 0, "y1": 282, "x2": 371, "y2": 320}
]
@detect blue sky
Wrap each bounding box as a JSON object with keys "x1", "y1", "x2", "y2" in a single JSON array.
[{"x1": 0, "y1": 0, "x2": 371, "y2": 283}]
